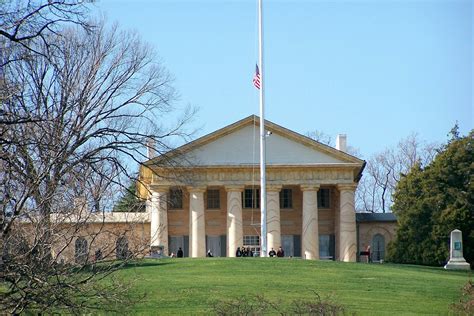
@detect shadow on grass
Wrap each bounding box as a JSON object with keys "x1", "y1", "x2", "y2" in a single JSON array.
[
  {"x1": 382, "y1": 263, "x2": 472, "y2": 275},
  {"x1": 75, "y1": 259, "x2": 176, "y2": 274},
  {"x1": 120, "y1": 259, "x2": 176, "y2": 270}
]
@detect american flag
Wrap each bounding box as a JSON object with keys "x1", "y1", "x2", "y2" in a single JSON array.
[{"x1": 253, "y1": 64, "x2": 261, "y2": 90}]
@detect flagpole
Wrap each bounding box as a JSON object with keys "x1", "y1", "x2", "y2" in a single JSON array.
[{"x1": 258, "y1": 0, "x2": 267, "y2": 258}]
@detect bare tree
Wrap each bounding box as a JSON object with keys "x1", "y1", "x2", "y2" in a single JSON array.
[
  {"x1": 0, "y1": 0, "x2": 92, "y2": 64},
  {"x1": 0, "y1": 21, "x2": 194, "y2": 314},
  {"x1": 356, "y1": 133, "x2": 439, "y2": 212},
  {"x1": 306, "y1": 130, "x2": 362, "y2": 158},
  {"x1": 305, "y1": 130, "x2": 333, "y2": 146}
]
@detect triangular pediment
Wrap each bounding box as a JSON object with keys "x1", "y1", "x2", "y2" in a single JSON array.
[{"x1": 146, "y1": 115, "x2": 364, "y2": 168}]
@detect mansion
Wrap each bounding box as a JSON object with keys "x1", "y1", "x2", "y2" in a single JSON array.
[{"x1": 134, "y1": 115, "x2": 397, "y2": 262}]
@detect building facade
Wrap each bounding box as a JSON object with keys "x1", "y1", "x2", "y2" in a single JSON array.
[{"x1": 135, "y1": 115, "x2": 395, "y2": 262}]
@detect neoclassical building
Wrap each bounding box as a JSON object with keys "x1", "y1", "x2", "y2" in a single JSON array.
[{"x1": 136, "y1": 115, "x2": 397, "y2": 262}]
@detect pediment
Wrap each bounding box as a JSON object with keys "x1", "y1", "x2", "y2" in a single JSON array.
[{"x1": 147, "y1": 116, "x2": 364, "y2": 168}]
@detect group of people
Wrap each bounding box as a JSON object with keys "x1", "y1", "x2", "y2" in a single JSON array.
[
  {"x1": 268, "y1": 247, "x2": 285, "y2": 257},
  {"x1": 170, "y1": 248, "x2": 224, "y2": 258},
  {"x1": 170, "y1": 246, "x2": 286, "y2": 258},
  {"x1": 169, "y1": 247, "x2": 184, "y2": 258},
  {"x1": 235, "y1": 246, "x2": 254, "y2": 257}
]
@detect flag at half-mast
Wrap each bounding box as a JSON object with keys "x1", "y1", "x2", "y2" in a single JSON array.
[{"x1": 253, "y1": 64, "x2": 261, "y2": 89}]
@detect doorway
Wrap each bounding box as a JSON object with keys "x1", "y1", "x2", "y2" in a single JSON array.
[
  {"x1": 206, "y1": 235, "x2": 223, "y2": 257},
  {"x1": 281, "y1": 235, "x2": 294, "y2": 257},
  {"x1": 169, "y1": 236, "x2": 189, "y2": 257},
  {"x1": 371, "y1": 234, "x2": 385, "y2": 262}
]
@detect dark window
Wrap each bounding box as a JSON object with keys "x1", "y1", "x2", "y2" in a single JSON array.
[
  {"x1": 243, "y1": 188, "x2": 260, "y2": 208},
  {"x1": 116, "y1": 236, "x2": 129, "y2": 259},
  {"x1": 169, "y1": 188, "x2": 183, "y2": 209},
  {"x1": 206, "y1": 189, "x2": 220, "y2": 209},
  {"x1": 279, "y1": 188, "x2": 293, "y2": 209},
  {"x1": 75, "y1": 237, "x2": 88, "y2": 264},
  {"x1": 317, "y1": 188, "x2": 330, "y2": 208}
]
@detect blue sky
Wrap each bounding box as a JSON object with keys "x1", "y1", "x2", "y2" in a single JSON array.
[{"x1": 94, "y1": 0, "x2": 472, "y2": 159}]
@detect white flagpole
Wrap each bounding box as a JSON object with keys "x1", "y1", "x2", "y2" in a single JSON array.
[{"x1": 258, "y1": 0, "x2": 267, "y2": 258}]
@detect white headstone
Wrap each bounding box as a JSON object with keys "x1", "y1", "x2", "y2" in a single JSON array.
[{"x1": 444, "y1": 229, "x2": 471, "y2": 270}]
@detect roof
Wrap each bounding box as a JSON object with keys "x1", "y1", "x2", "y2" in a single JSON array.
[
  {"x1": 144, "y1": 115, "x2": 365, "y2": 167},
  {"x1": 356, "y1": 212, "x2": 397, "y2": 222}
]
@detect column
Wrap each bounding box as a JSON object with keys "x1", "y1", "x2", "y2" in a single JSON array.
[
  {"x1": 148, "y1": 187, "x2": 169, "y2": 255},
  {"x1": 188, "y1": 186, "x2": 206, "y2": 258},
  {"x1": 267, "y1": 185, "x2": 282, "y2": 253},
  {"x1": 301, "y1": 185, "x2": 320, "y2": 260},
  {"x1": 337, "y1": 184, "x2": 357, "y2": 262},
  {"x1": 226, "y1": 186, "x2": 244, "y2": 257}
]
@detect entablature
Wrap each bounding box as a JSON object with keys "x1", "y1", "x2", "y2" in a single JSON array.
[{"x1": 149, "y1": 165, "x2": 358, "y2": 187}]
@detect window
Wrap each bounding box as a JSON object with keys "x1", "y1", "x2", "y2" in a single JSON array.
[
  {"x1": 169, "y1": 188, "x2": 183, "y2": 209},
  {"x1": 75, "y1": 237, "x2": 88, "y2": 264},
  {"x1": 243, "y1": 235, "x2": 260, "y2": 256},
  {"x1": 279, "y1": 188, "x2": 293, "y2": 209},
  {"x1": 243, "y1": 188, "x2": 260, "y2": 208},
  {"x1": 317, "y1": 188, "x2": 330, "y2": 208},
  {"x1": 206, "y1": 189, "x2": 220, "y2": 209},
  {"x1": 116, "y1": 236, "x2": 129, "y2": 259}
]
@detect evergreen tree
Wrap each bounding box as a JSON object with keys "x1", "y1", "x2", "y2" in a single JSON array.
[
  {"x1": 387, "y1": 130, "x2": 473, "y2": 267},
  {"x1": 114, "y1": 180, "x2": 146, "y2": 212}
]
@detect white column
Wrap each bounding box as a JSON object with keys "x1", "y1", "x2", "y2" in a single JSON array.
[
  {"x1": 226, "y1": 186, "x2": 244, "y2": 257},
  {"x1": 266, "y1": 185, "x2": 282, "y2": 253},
  {"x1": 149, "y1": 187, "x2": 168, "y2": 254},
  {"x1": 301, "y1": 185, "x2": 320, "y2": 260},
  {"x1": 337, "y1": 184, "x2": 357, "y2": 262},
  {"x1": 188, "y1": 187, "x2": 206, "y2": 258}
]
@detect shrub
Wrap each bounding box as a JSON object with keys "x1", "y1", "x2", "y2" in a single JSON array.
[
  {"x1": 211, "y1": 292, "x2": 351, "y2": 316},
  {"x1": 450, "y1": 279, "x2": 474, "y2": 315}
]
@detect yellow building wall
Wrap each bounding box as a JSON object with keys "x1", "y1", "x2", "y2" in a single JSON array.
[
  {"x1": 357, "y1": 221, "x2": 398, "y2": 261},
  {"x1": 54, "y1": 222, "x2": 150, "y2": 263}
]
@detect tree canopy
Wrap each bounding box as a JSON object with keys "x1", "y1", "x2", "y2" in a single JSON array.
[
  {"x1": 387, "y1": 128, "x2": 473, "y2": 267},
  {"x1": 1, "y1": 19, "x2": 194, "y2": 313},
  {"x1": 114, "y1": 179, "x2": 146, "y2": 212}
]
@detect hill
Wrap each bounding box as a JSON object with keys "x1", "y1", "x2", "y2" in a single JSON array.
[{"x1": 111, "y1": 258, "x2": 470, "y2": 315}]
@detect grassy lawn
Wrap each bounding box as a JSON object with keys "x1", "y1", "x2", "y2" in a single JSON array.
[{"x1": 113, "y1": 258, "x2": 470, "y2": 315}]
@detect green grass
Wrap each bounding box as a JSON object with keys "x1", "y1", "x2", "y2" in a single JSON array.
[{"x1": 112, "y1": 258, "x2": 470, "y2": 315}]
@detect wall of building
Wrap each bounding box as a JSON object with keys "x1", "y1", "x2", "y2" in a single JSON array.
[
  {"x1": 168, "y1": 190, "x2": 190, "y2": 236},
  {"x1": 204, "y1": 187, "x2": 227, "y2": 236},
  {"x1": 49, "y1": 214, "x2": 397, "y2": 262},
  {"x1": 164, "y1": 185, "x2": 341, "y2": 256},
  {"x1": 53, "y1": 221, "x2": 150, "y2": 263},
  {"x1": 357, "y1": 221, "x2": 397, "y2": 262}
]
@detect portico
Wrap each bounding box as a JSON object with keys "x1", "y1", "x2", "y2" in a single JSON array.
[{"x1": 140, "y1": 115, "x2": 364, "y2": 261}]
